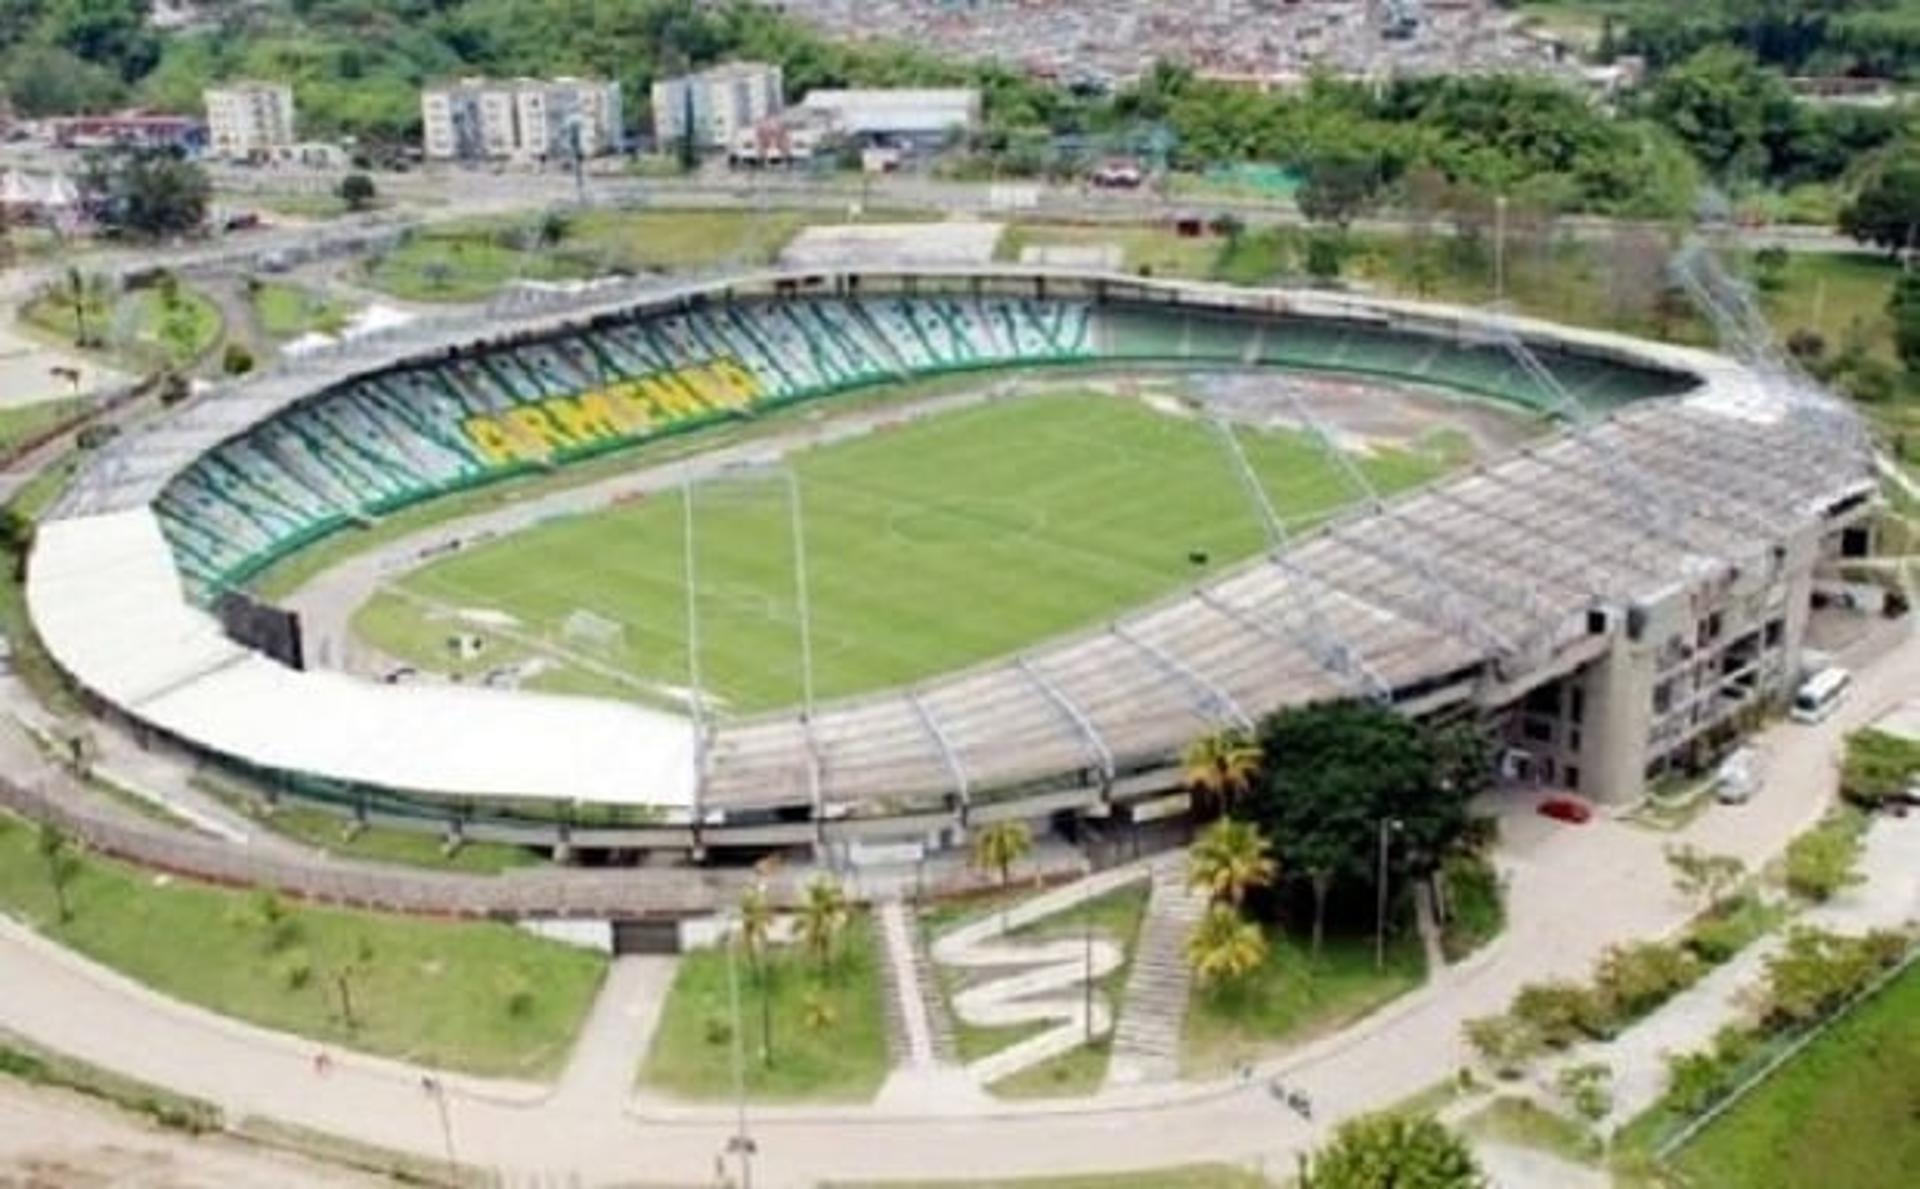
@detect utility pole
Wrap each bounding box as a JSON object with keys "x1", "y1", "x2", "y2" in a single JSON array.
[
  {"x1": 1493, "y1": 192, "x2": 1509, "y2": 306},
  {"x1": 787, "y1": 467, "x2": 815, "y2": 721},
  {"x1": 420, "y1": 1075, "x2": 456, "y2": 1186},
  {"x1": 725, "y1": 916, "x2": 756, "y2": 1189},
  {"x1": 1375, "y1": 817, "x2": 1402, "y2": 971},
  {"x1": 1083, "y1": 913, "x2": 1094, "y2": 1043}
]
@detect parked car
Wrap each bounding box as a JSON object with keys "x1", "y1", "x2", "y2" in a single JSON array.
[
  {"x1": 1538, "y1": 796, "x2": 1593, "y2": 824},
  {"x1": 1715, "y1": 746, "x2": 1760, "y2": 805}
]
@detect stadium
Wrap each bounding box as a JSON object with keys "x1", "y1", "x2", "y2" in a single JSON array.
[{"x1": 25, "y1": 265, "x2": 1880, "y2": 859}]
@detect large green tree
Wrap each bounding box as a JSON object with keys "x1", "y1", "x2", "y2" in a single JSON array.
[
  {"x1": 1638, "y1": 46, "x2": 1797, "y2": 181},
  {"x1": 1238, "y1": 702, "x2": 1485, "y2": 953},
  {"x1": 1304, "y1": 1113, "x2": 1485, "y2": 1189},
  {"x1": 1841, "y1": 151, "x2": 1920, "y2": 255},
  {"x1": 80, "y1": 147, "x2": 209, "y2": 239}
]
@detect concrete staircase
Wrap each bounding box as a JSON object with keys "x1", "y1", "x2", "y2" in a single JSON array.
[
  {"x1": 1106, "y1": 854, "x2": 1209, "y2": 1087},
  {"x1": 873, "y1": 900, "x2": 955, "y2": 1069}
]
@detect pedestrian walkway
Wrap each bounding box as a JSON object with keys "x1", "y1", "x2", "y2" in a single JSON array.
[
  {"x1": 1107, "y1": 852, "x2": 1208, "y2": 1087},
  {"x1": 877, "y1": 900, "x2": 940, "y2": 1069},
  {"x1": 1560, "y1": 812, "x2": 1920, "y2": 1127},
  {"x1": 0, "y1": 629, "x2": 1910, "y2": 1185},
  {"x1": 552, "y1": 955, "x2": 676, "y2": 1112}
]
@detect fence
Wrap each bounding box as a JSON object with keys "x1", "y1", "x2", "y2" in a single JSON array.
[
  {"x1": 0, "y1": 771, "x2": 1089, "y2": 921},
  {"x1": 1651, "y1": 939, "x2": 1920, "y2": 1163}
]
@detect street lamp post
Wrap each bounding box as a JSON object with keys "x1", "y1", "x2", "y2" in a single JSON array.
[
  {"x1": 419, "y1": 1075, "x2": 456, "y2": 1186},
  {"x1": 725, "y1": 914, "x2": 756, "y2": 1189},
  {"x1": 1493, "y1": 193, "x2": 1509, "y2": 306},
  {"x1": 1083, "y1": 913, "x2": 1094, "y2": 1043},
  {"x1": 1375, "y1": 817, "x2": 1403, "y2": 972}
]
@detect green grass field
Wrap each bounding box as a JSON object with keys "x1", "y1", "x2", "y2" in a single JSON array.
[
  {"x1": 639, "y1": 919, "x2": 889, "y2": 1102},
  {"x1": 251, "y1": 282, "x2": 352, "y2": 339},
  {"x1": 1182, "y1": 914, "x2": 1427, "y2": 1077},
  {"x1": 353, "y1": 391, "x2": 1464, "y2": 713},
  {"x1": 1671, "y1": 961, "x2": 1920, "y2": 1189},
  {"x1": 0, "y1": 814, "x2": 603, "y2": 1077}
]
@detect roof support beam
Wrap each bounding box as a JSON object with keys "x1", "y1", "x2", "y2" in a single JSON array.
[
  {"x1": 1110, "y1": 623, "x2": 1254, "y2": 732},
  {"x1": 906, "y1": 691, "x2": 970, "y2": 810},
  {"x1": 1196, "y1": 585, "x2": 1392, "y2": 702},
  {"x1": 1018, "y1": 658, "x2": 1115, "y2": 782}
]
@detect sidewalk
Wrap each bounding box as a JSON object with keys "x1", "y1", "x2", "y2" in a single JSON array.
[{"x1": 0, "y1": 629, "x2": 1909, "y2": 1185}]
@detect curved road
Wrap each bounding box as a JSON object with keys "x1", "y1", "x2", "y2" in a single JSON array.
[{"x1": 1, "y1": 623, "x2": 1908, "y2": 1185}]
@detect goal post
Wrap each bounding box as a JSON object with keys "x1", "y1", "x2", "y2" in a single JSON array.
[{"x1": 560, "y1": 608, "x2": 626, "y2": 656}]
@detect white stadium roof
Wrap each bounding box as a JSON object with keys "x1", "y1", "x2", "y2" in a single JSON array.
[{"x1": 28, "y1": 510, "x2": 699, "y2": 808}]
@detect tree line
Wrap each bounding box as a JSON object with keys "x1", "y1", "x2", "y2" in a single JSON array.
[{"x1": 9, "y1": 1, "x2": 1920, "y2": 219}]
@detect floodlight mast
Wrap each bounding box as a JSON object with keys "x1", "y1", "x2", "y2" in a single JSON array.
[
  {"x1": 1670, "y1": 240, "x2": 1871, "y2": 457},
  {"x1": 1204, "y1": 414, "x2": 1393, "y2": 703}
]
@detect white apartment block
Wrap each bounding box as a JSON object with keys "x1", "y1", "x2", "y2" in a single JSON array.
[
  {"x1": 203, "y1": 82, "x2": 296, "y2": 161},
  {"x1": 652, "y1": 62, "x2": 783, "y2": 152},
  {"x1": 421, "y1": 77, "x2": 624, "y2": 162}
]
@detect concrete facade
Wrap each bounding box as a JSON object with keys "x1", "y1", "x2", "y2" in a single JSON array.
[
  {"x1": 203, "y1": 83, "x2": 295, "y2": 161},
  {"x1": 422, "y1": 77, "x2": 623, "y2": 162},
  {"x1": 651, "y1": 62, "x2": 783, "y2": 152}
]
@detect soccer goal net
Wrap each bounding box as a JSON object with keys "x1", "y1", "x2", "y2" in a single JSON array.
[{"x1": 561, "y1": 609, "x2": 626, "y2": 655}]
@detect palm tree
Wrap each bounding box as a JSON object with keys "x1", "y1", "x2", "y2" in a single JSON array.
[
  {"x1": 1187, "y1": 904, "x2": 1268, "y2": 986},
  {"x1": 971, "y1": 820, "x2": 1033, "y2": 924},
  {"x1": 37, "y1": 824, "x2": 78, "y2": 924},
  {"x1": 1188, "y1": 818, "x2": 1278, "y2": 910},
  {"x1": 738, "y1": 881, "x2": 777, "y2": 1066},
  {"x1": 1181, "y1": 730, "x2": 1262, "y2": 817},
  {"x1": 798, "y1": 876, "x2": 850, "y2": 977}
]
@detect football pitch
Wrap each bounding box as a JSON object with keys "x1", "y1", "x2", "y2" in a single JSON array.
[{"x1": 351, "y1": 391, "x2": 1471, "y2": 714}]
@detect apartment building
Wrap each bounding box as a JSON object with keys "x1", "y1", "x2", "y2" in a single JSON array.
[
  {"x1": 422, "y1": 77, "x2": 623, "y2": 162},
  {"x1": 203, "y1": 83, "x2": 296, "y2": 161},
  {"x1": 651, "y1": 62, "x2": 783, "y2": 152}
]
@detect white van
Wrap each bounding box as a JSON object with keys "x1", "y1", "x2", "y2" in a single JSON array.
[{"x1": 1790, "y1": 667, "x2": 1852, "y2": 725}]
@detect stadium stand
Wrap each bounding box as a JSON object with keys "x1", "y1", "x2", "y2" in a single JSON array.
[
  {"x1": 152, "y1": 295, "x2": 1681, "y2": 595},
  {"x1": 36, "y1": 268, "x2": 1865, "y2": 847}
]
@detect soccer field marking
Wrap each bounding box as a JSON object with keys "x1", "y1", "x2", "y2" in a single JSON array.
[{"x1": 363, "y1": 391, "x2": 1471, "y2": 713}]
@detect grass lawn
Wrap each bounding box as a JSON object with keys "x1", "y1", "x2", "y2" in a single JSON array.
[
  {"x1": 931, "y1": 882, "x2": 1150, "y2": 1098},
  {"x1": 22, "y1": 284, "x2": 221, "y2": 370},
  {"x1": 361, "y1": 209, "x2": 938, "y2": 303},
  {"x1": 354, "y1": 391, "x2": 1460, "y2": 713},
  {"x1": 250, "y1": 282, "x2": 352, "y2": 339},
  {"x1": 1460, "y1": 1096, "x2": 1601, "y2": 1164},
  {"x1": 363, "y1": 224, "x2": 598, "y2": 303},
  {"x1": 1670, "y1": 960, "x2": 1920, "y2": 1189},
  {"x1": 0, "y1": 398, "x2": 83, "y2": 452},
  {"x1": 0, "y1": 814, "x2": 604, "y2": 1078},
  {"x1": 1182, "y1": 915, "x2": 1426, "y2": 1077},
  {"x1": 997, "y1": 222, "x2": 1222, "y2": 279},
  {"x1": 828, "y1": 1166, "x2": 1270, "y2": 1189},
  {"x1": 639, "y1": 919, "x2": 889, "y2": 1102}
]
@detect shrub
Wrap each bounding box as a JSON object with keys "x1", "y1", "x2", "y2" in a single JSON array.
[
  {"x1": 277, "y1": 948, "x2": 312, "y2": 991},
  {"x1": 1841, "y1": 728, "x2": 1920, "y2": 809},
  {"x1": 1511, "y1": 981, "x2": 1613, "y2": 1047},
  {"x1": 1783, "y1": 817, "x2": 1865, "y2": 903},
  {"x1": 503, "y1": 978, "x2": 535, "y2": 1020},
  {"x1": 221, "y1": 342, "x2": 254, "y2": 376},
  {"x1": 703, "y1": 1015, "x2": 732, "y2": 1047},
  {"x1": 1556, "y1": 1061, "x2": 1613, "y2": 1122},
  {"x1": 1761, "y1": 927, "x2": 1907, "y2": 1030},
  {"x1": 1685, "y1": 900, "x2": 1762, "y2": 965},
  {"x1": 1595, "y1": 941, "x2": 1703, "y2": 1021},
  {"x1": 1463, "y1": 1014, "x2": 1541, "y2": 1078}
]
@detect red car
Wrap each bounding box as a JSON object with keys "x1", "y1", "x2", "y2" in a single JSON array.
[{"x1": 1538, "y1": 796, "x2": 1593, "y2": 824}]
